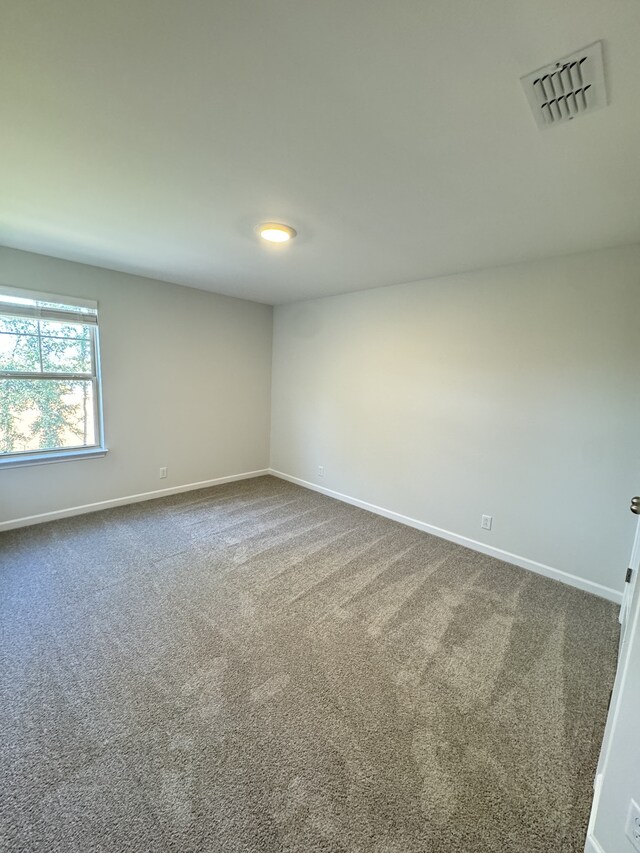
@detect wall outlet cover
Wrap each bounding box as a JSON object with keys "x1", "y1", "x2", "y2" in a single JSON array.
[{"x1": 626, "y1": 799, "x2": 640, "y2": 851}]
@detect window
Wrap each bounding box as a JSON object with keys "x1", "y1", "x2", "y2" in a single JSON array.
[{"x1": 0, "y1": 286, "x2": 105, "y2": 466}]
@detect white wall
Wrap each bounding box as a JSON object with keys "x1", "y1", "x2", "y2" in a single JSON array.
[
  {"x1": 271, "y1": 245, "x2": 640, "y2": 599},
  {"x1": 4, "y1": 243, "x2": 638, "y2": 600},
  {"x1": 0, "y1": 247, "x2": 273, "y2": 525}
]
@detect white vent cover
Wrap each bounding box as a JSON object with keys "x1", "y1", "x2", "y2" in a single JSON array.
[{"x1": 521, "y1": 41, "x2": 607, "y2": 129}]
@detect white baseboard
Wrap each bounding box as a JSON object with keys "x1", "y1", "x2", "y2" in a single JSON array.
[
  {"x1": 2, "y1": 467, "x2": 624, "y2": 605},
  {"x1": 0, "y1": 469, "x2": 270, "y2": 532},
  {"x1": 269, "y1": 470, "x2": 623, "y2": 605},
  {"x1": 584, "y1": 834, "x2": 606, "y2": 853}
]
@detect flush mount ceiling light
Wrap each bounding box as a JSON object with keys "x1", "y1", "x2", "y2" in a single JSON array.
[{"x1": 257, "y1": 222, "x2": 297, "y2": 243}]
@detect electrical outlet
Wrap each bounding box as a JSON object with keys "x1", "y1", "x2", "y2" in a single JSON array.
[
  {"x1": 318, "y1": 466, "x2": 324, "y2": 477},
  {"x1": 625, "y1": 799, "x2": 640, "y2": 851},
  {"x1": 481, "y1": 514, "x2": 493, "y2": 531},
  {"x1": 159, "y1": 467, "x2": 168, "y2": 479}
]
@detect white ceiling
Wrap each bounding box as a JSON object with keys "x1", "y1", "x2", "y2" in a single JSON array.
[{"x1": 1, "y1": 0, "x2": 640, "y2": 304}]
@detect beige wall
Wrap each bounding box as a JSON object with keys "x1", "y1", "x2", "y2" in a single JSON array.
[
  {"x1": 270, "y1": 245, "x2": 640, "y2": 597},
  {"x1": 0, "y1": 247, "x2": 273, "y2": 524}
]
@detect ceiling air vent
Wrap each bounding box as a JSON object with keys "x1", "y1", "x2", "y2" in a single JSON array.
[{"x1": 521, "y1": 41, "x2": 607, "y2": 129}]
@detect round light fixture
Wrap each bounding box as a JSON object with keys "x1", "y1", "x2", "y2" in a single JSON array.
[{"x1": 257, "y1": 222, "x2": 297, "y2": 243}]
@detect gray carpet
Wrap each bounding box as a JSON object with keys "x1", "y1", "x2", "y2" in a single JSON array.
[{"x1": 1, "y1": 475, "x2": 619, "y2": 852}]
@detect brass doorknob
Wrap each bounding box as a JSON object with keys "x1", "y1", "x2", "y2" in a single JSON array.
[{"x1": 632, "y1": 497, "x2": 640, "y2": 515}]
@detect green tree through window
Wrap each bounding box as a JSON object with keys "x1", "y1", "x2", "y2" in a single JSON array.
[{"x1": 0, "y1": 290, "x2": 102, "y2": 459}]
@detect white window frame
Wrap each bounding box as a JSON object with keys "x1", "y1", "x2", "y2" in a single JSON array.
[{"x1": 0, "y1": 285, "x2": 107, "y2": 468}]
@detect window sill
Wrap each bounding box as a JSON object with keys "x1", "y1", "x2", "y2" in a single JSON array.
[{"x1": 0, "y1": 447, "x2": 108, "y2": 470}]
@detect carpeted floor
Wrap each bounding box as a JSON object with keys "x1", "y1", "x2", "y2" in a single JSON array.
[{"x1": 1, "y1": 475, "x2": 619, "y2": 852}]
